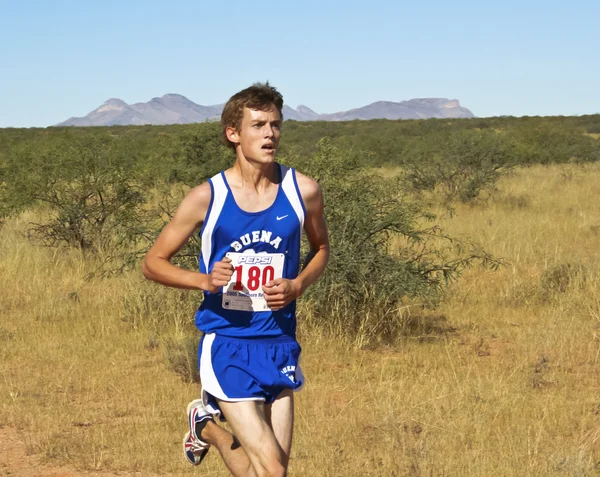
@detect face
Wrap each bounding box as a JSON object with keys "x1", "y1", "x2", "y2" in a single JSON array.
[{"x1": 227, "y1": 106, "x2": 282, "y2": 164}]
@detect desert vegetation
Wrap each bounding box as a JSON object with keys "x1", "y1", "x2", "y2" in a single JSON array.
[{"x1": 1, "y1": 115, "x2": 600, "y2": 475}]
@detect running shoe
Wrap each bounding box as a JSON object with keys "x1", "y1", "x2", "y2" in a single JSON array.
[{"x1": 183, "y1": 399, "x2": 214, "y2": 466}]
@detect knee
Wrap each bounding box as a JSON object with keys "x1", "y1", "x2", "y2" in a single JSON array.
[{"x1": 260, "y1": 459, "x2": 286, "y2": 477}]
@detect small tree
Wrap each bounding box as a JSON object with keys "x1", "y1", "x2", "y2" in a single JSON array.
[
  {"x1": 401, "y1": 130, "x2": 517, "y2": 203},
  {"x1": 3, "y1": 131, "x2": 149, "y2": 254}
]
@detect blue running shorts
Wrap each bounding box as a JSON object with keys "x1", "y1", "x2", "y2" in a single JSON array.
[{"x1": 199, "y1": 333, "x2": 304, "y2": 416}]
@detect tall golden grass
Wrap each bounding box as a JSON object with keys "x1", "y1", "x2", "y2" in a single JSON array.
[{"x1": 1, "y1": 163, "x2": 600, "y2": 475}]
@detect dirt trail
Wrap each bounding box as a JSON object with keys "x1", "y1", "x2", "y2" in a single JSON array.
[{"x1": 0, "y1": 427, "x2": 154, "y2": 477}]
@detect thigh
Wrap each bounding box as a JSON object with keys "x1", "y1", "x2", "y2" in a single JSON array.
[
  {"x1": 265, "y1": 388, "x2": 294, "y2": 460},
  {"x1": 217, "y1": 398, "x2": 286, "y2": 469}
]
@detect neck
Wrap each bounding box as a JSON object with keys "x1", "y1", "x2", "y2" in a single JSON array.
[{"x1": 230, "y1": 156, "x2": 278, "y2": 190}]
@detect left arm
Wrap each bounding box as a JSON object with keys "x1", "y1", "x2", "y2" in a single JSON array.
[{"x1": 262, "y1": 172, "x2": 329, "y2": 310}]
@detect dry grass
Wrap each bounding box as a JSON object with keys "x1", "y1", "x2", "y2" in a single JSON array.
[{"x1": 2, "y1": 164, "x2": 600, "y2": 475}]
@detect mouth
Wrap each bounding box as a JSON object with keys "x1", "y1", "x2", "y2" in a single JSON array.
[{"x1": 261, "y1": 144, "x2": 276, "y2": 153}]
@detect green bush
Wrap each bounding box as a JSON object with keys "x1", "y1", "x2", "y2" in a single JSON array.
[
  {"x1": 401, "y1": 130, "x2": 517, "y2": 203},
  {"x1": 2, "y1": 131, "x2": 150, "y2": 254},
  {"x1": 283, "y1": 139, "x2": 501, "y2": 345}
]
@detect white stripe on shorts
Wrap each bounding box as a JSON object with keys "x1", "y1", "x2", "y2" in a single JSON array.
[
  {"x1": 199, "y1": 333, "x2": 226, "y2": 399},
  {"x1": 199, "y1": 333, "x2": 265, "y2": 403}
]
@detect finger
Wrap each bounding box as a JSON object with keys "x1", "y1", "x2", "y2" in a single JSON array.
[
  {"x1": 263, "y1": 280, "x2": 287, "y2": 293},
  {"x1": 264, "y1": 293, "x2": 285, "y2": 303},
  {"x1": 215, "y1": 265, "x2": 234, "y2": 275},
  {"x1": 213, "y1": 275, "x2": 231, "y2": 285},
  {"x1": 262, "y1": 286, "x2": 276, "y2": 295},
  {"x1": 213, "y1": 272, "x2": 232, "y2": 283},
  {"x1": 263, "y1": 284, "x2": 285, "y2": 295},
  {"x1": 265, "y1": 278, "x2": 284, "y2": 287},
  {"x1": 214, "y1": 262, "x2": 234, "y2": 272},
  {"x1": 216, "y1": 258, "x2": 234, "y2": 271}
]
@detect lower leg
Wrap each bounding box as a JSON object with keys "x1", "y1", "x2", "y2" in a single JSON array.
[
  {"x1": 216, "y1": 400, "x2": 287, "y2": 477},
  {"x1": 202, "y1": 420, "x2": 257, "y2": 477}
]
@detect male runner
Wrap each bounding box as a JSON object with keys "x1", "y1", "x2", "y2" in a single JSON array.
[{"x1": 142, "y1": 83, "x2": 329, "y2": 477}]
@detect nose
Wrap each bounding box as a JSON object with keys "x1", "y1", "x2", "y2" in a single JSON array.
[{"x1": 264, "y1": 124, "x2": 274, "y2": 138}]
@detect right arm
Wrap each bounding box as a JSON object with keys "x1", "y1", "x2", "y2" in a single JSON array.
[{"x1": 142, "y1": 182, "x2": 233, "y2": 292}]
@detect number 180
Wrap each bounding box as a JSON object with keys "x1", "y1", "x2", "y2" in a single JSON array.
[{"x1": 233, "y1": 265, "x2": 275, "y2": 291}]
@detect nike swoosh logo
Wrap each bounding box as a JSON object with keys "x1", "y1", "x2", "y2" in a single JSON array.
[{"x1": 276, "y1": 215, "x2": 288, "y2": 221}]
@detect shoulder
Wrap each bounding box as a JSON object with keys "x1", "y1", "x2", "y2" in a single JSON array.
[
  {"x1": 293, "y1": 170, "x2": 321, "y2": 203},
  {"x1": 184, "y1": 181, "x2": 213, "y2": 209},
  {"x1": 293, "y1": 170, "x2": 323, "y2": 215},
  {"x1": 173, "y1": 181, "x2": 213, "y2": 224}
]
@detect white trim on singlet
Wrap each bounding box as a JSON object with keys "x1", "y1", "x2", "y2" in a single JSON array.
[
  {"x1": 280, "y1": 165, "x2": 305, "y2": 228},
  {"x1": 201, "y1": 173, "x2": 228, "y2": 273}
]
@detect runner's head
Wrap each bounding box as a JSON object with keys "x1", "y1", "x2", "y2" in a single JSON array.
[{"x1": 221, "y1": 82, "x2": 284, "y2": 151}]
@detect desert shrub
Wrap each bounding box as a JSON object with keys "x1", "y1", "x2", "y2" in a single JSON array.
[
  {"x1": 2, "y1": 132, "x2": 150, "y2": 254},
  {"x1": 540, "y1": 262, "x2": 588, "y2": 295},
  {"x1": 401, "y1": 130, "x2": 517, "y2": 204},
  {"x1": 585, "y1": 124, "x2": 600, "y2": 134},
  {"x1": 283, "y1": 139, "x2": 500, "y2": 344},
  {"x1": 512, "y1": 124, "x2": 600, "y2": 165}
]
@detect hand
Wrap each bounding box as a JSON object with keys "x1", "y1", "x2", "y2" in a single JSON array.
[
  {"x1": 206, "y1": 257, "x2": 233, "y2": 293},
  {"x1": 262, "y1": 278, "x2": 301, "y2": 311}
]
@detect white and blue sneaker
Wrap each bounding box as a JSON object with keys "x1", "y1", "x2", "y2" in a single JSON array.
[{"x1": 183, "y1": 399, "x2": 214, "y2": 465}]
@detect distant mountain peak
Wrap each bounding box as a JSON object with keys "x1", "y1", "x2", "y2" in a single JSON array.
[
  {"x1": 103, "y1": 98, "x2": 127, "y2": 105},
  {"x1": 56, "y1": 95, "x2": 475, "y2": 127},
  {"x1": 96, "y1": 98, "x2": 129, "y2": 113},
  {"x1": 161, "y1": 93, "x2": 189, "y2": 100},
  {"x1": 297, "y1": 105, "x2": 318, "y2": 115}
]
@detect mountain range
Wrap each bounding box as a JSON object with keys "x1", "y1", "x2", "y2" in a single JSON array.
[{"x1": 56, "y1": 94, "x2": 475, "y2": 127}]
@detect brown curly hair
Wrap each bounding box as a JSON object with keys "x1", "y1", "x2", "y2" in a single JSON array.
[{"x1": 221, "y1": 82, "x2": 284, "y2": 150}]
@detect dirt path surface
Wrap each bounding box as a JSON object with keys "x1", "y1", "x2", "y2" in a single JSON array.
[{"x1": 0, "y1": 427, "x2": 158, "y2": 477}]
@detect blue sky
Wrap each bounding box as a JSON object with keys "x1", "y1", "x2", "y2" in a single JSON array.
[{"x1": 1, "y1": 0, "x2": 598, "y2": 127}]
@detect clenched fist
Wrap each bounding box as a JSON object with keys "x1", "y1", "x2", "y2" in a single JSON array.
[
  {"x1": 206, "y1": 257, "x2": 234, "y2": 293},
  {"x1": 262, "y1": 278, "x2": 301, "y2": 311}
]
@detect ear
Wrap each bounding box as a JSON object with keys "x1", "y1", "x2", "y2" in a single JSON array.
[{"x1": 226, "y1": 126, "x2": 240, "y2": 145}]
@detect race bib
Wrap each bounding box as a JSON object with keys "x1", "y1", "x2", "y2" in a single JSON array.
[{"x1": 222, "y1": 252, "x2": 285, "y2": 312}]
